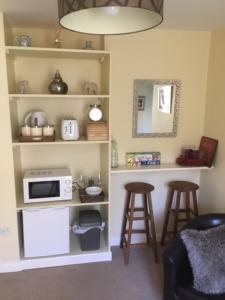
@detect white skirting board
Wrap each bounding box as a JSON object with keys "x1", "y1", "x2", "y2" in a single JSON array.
[
  {"x1": 0, "y1": 235, "x2": 160, "y2": 273},
  {"x1": 0, "y1": 251, "x2": 112, "y2": 273}
]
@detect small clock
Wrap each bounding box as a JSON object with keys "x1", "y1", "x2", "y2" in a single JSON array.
[{"x1": 89, "y1": 104, "x2": 103, "y2": 122}]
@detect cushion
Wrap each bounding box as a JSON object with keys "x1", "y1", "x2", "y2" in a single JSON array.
[{"x1": 181, "y1": 224, "x2": 225, "y2": 295}]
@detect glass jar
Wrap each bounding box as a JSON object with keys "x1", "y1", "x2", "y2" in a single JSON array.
[{"x1": 111, "y1": 139, "x2": 118, "y2": 168}]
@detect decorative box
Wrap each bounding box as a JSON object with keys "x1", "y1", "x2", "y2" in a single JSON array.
[
  {"x1": 126, "y1": 152, "x2": 161, "y2": 167},
  {"x1": 86, "y1": 121, "x2": 108, "y2": 141}
]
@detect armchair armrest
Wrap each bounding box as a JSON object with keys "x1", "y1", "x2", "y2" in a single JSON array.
[{"x1": 163, "y1": 235, "x2": 193, "y2": 300}]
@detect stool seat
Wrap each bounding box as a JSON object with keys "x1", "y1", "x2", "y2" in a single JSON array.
[
  {"x1": 121, "y1": 181, "x2": 158, "y2": 265},
  {"x1": 125, "y1": 182, "x2": 154, "y2": 193},
  {"x1": 169, "y1": 181, "x2": 199, "y2": 192},
  {"x1": 161, "y1": 180, "x2": 199, "y2": 245}
]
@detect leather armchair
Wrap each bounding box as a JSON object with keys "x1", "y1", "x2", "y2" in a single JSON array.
[{"x1": 163, "y1": 213, "x2": 225, "y2": 300}]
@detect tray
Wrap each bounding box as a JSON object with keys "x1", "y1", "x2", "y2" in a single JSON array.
[
  {"x1": 176, "y1": 156, "x2": 206, "y2": 166},
  {"x1": 19, "y1": 135, "x2": 55, "y2": 142},
  {"x1": 78, "y1": 189, "x2": 105, "y2": 203}
]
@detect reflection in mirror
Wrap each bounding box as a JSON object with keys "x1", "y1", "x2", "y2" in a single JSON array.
[{"x1": 133, "y1": 79, "x2": 181, "y2": 137}]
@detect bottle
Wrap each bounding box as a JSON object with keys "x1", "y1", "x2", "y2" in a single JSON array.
[{"x1": 111, "y1": 139, "x2": 118, "y2": 168}]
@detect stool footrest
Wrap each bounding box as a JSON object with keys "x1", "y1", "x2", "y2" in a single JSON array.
[
  {"x1": 128, "y1": 207, "x2": 145, "y2": 212},
  {"x1": 124, "y1": 229, "x2": 148, "y2": 234},
  {"x1": 170, "y1": 208, "x2": 193, "y2": 213},
  {"x1": 122, "y1": 237, "x2": 151, "y2": 249},
  {"x1": 127, "y1": 215, "x2": 150, "y2": 221},
  {"x1": 129, "y1": 243, "x2": 150, "y2": 249}
]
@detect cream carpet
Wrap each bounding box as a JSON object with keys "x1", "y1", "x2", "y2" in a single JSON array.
[{"x1": 0, "y1": 246, "x2": 163, "y2": 300}]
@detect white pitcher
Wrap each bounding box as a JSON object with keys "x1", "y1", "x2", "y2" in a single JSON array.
[{"x1": 24, "y1": 111, "x2": 47, "y2": 127}]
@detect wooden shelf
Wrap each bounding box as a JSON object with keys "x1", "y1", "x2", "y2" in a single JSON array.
[
  {"x1": 110, "y1": 163, "x2": 212, "y2": 174},
  {"x1": 9, "y1": 94, "x2": 110, "y2": 100},
  {"x1": 5, "y1": 46, "x2": 110, "y2": 60},
  {"x1": 12, "y1": 137, "x2": 110, "y2": 146},
  {"x1": 16, "y1": 193, "x2": 109, "y2": 211}
]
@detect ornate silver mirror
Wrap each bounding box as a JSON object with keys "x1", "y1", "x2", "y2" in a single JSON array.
[{"x1": 133, "y1": 79, "x2": 181, "y2": 137}]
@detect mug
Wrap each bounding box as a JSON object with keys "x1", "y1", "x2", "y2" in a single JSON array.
[{"x1": 16, "y1": 35, "x2": 32, "y2": 47}]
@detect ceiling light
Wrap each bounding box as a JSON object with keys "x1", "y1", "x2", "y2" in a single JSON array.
[{"x1": 58, "y1": 0, "x2": 164, "y2": 35}]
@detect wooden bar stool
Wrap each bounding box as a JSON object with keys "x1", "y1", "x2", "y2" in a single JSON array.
[
  {"x1": 160, "y1": 180, "x2": 199, "y2": 245},
  {"x1": 120, "y1": 182, "x2": 158, "y2": 265}
]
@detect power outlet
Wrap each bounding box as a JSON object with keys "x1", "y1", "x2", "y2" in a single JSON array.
[{"x1": 0, "y1": 227, "x2": 10, "y2": 236}]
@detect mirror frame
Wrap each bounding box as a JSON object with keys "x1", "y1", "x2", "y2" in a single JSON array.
[{"x1": 132, "y1": 79, "x2": 181, "y2": 138}]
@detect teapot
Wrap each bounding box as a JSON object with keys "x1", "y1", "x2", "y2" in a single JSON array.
[
  {"x1": 24, "y1": 111, "x2": 47, "y2": 127},
  {"x1": 15, "y1": 35, "x2": 32, "y2": 47}
]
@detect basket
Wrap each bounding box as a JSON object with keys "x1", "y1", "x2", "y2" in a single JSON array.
[{"x1": 78, "y1": 189, "x2": 105, "y2": 203}]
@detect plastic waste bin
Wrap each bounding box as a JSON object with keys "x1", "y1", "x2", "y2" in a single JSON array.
[{"x1": 72, "y1": 210, "x2": 105, "y2": 251}]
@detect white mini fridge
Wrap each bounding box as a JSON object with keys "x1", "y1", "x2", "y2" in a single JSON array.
[{"x1": 22, "y1": 207, "x2": 70, "y2": 258}]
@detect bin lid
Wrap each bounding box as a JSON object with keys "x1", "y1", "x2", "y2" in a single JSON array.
[{"x1": 79, "y1": 210, "x2": 102, "y2": 227}]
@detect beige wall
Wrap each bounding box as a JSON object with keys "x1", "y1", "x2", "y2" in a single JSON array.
[
  {"x1": 199, "y1": 28, "x2": 225, "y2": 212},
  {"x1": 105, "y1": 30, "x2": 211, "y2": 164}
]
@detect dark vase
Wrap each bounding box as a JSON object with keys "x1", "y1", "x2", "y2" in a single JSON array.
[{"x1": 48, "y1": 70, "x2": 68, "y2": 94}]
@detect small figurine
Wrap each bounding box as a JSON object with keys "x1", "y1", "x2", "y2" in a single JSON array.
[
  {"x1": 17, "y1": 80, "x2": 30, "y2": 94},
  {"x1": 84, "y1": 81, "x2": 98, "y2": 95}
]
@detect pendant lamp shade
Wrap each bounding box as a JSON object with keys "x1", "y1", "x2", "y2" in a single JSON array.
[{"x1": 58, "y1": 0, "x2": 164, "y2": 35}]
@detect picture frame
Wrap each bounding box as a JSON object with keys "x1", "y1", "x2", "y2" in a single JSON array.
[
  {"x1": 158, "y1": 85, "x2": 173, "y2": 114},
  {"x1": 199, "y1": 136, "x2": 218, "y2": 167},
  {"x1": 137, "y1": 95, "x2": 145, "y2": 111}
]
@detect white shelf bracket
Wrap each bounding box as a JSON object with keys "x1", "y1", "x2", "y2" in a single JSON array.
[{"x1": 99, "y1": 56, "x2": 105, "y2": 64}]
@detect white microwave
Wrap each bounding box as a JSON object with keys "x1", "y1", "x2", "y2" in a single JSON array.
[{"x1": 23, "y1": 168, "x2": 73, "y2": 203}]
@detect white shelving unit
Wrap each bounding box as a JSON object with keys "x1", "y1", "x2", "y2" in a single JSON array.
[{"x1": 5, "y1": 44, "x2": 112, "y2": 268}]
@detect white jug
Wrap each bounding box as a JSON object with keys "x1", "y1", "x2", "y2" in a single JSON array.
[{"x1": 24, "y1": 111, "x2": 47, "y2": 127}]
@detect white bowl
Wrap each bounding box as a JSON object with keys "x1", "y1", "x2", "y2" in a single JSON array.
[{"x1": 85, "y1": 186, "x2": 102, "y2": 196}]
